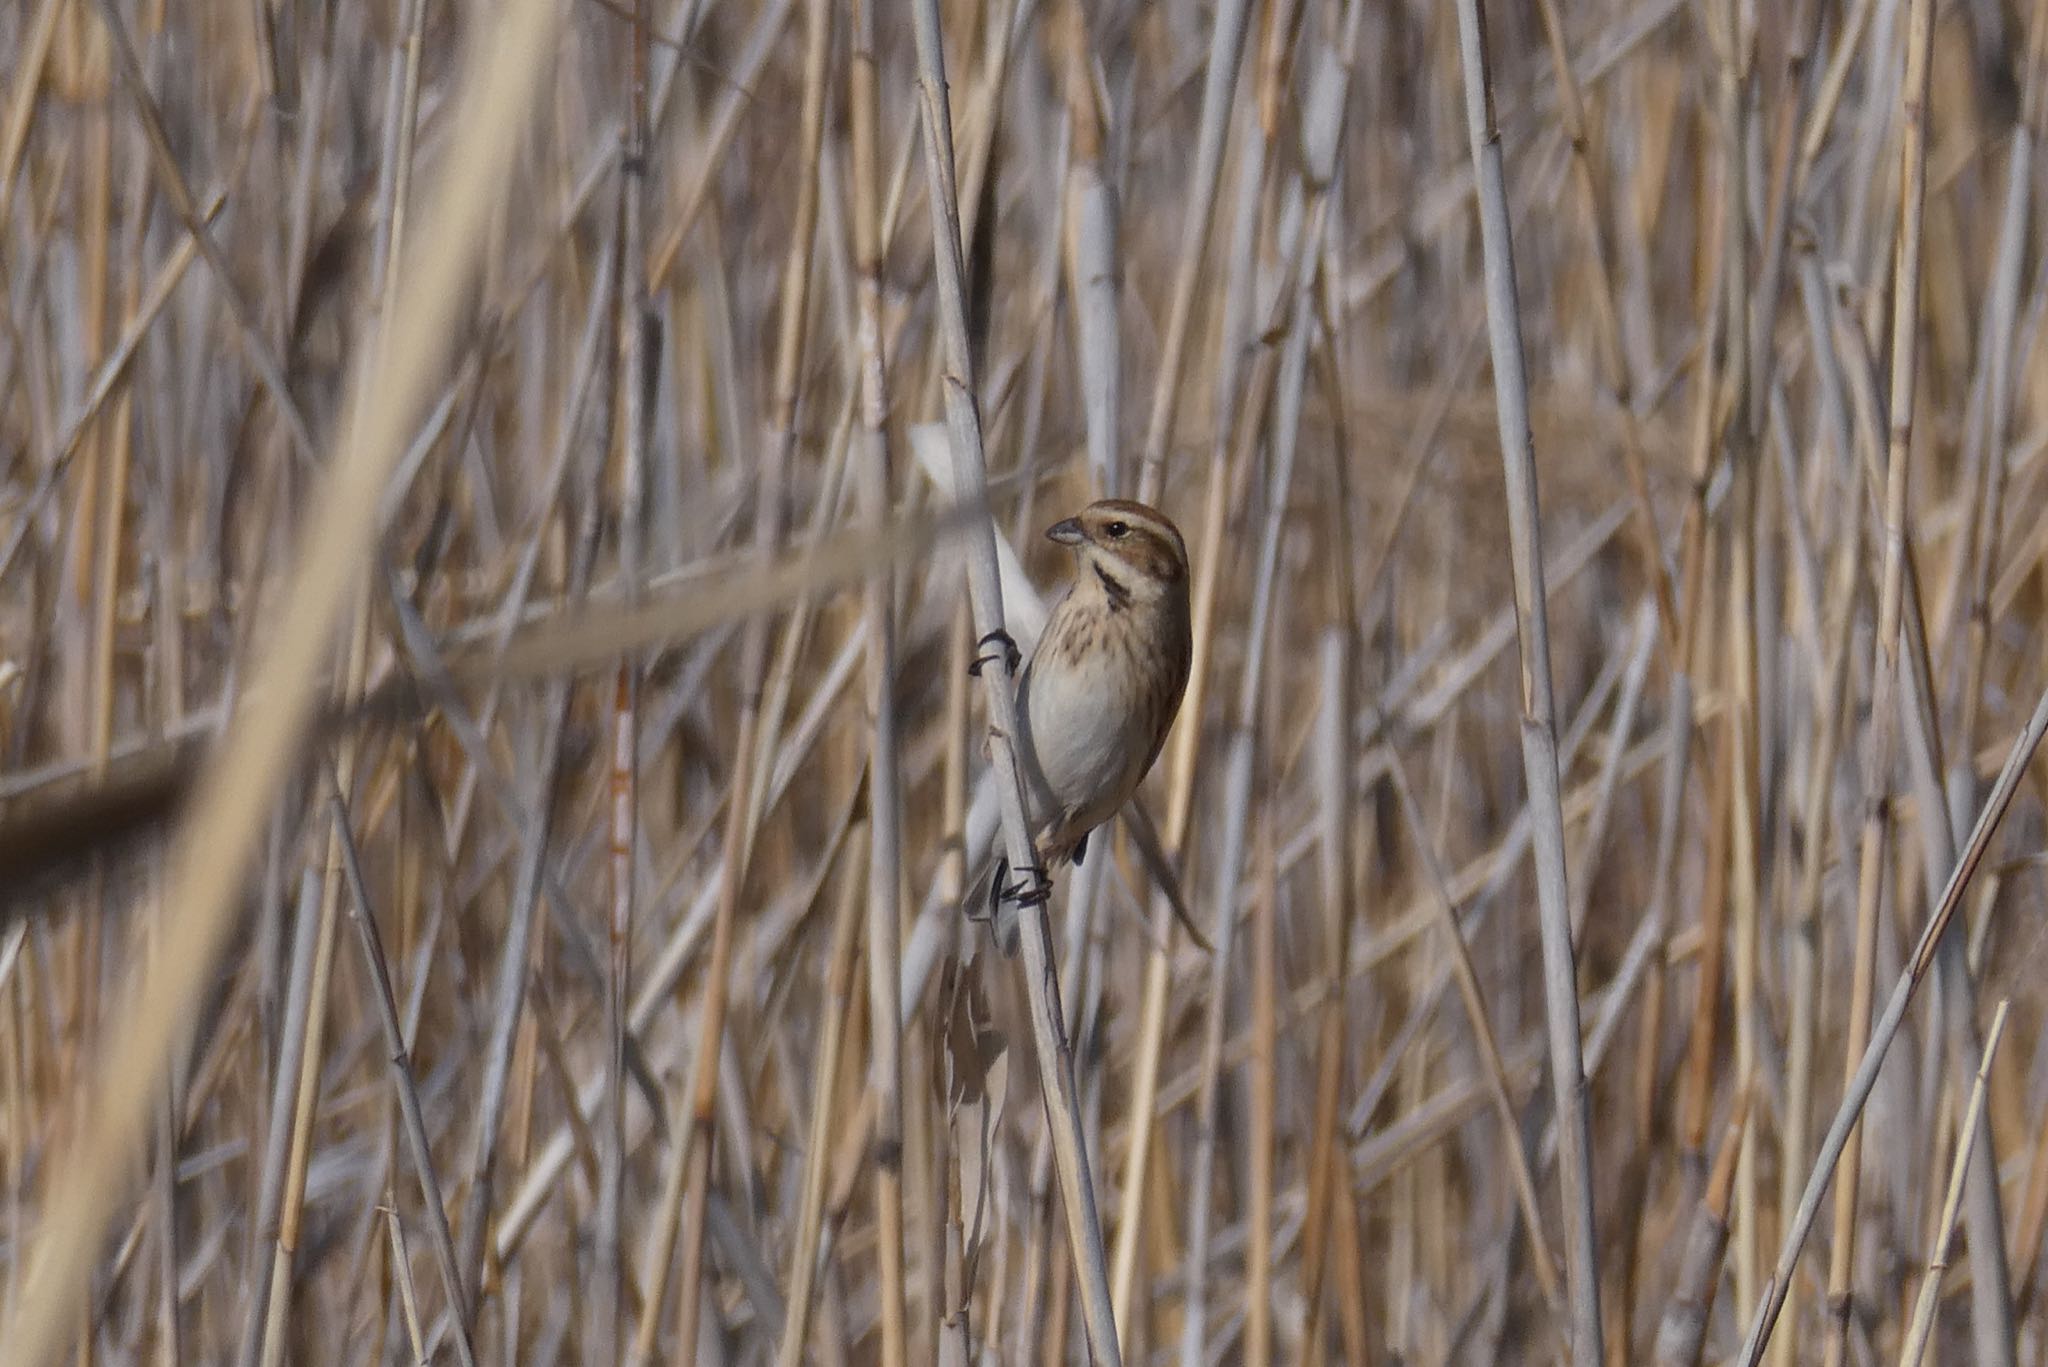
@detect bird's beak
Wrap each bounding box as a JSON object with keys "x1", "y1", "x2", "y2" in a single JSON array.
[{"x1": 1046, "y1": 517, "x2": 1086, "y2": 546}]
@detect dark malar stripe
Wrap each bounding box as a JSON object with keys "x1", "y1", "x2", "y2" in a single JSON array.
[{"x1": 1094, "y1": 564, "x2": 1132, "y2": 611}]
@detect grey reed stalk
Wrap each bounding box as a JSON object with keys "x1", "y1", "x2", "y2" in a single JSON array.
[
  {"x1": 907, "y1": 0, "x2": 1121, "y2": 1360},
  {"x1": 1448, "y1": 0, "x2": 1603, "y2": 1356},
  {"x1": 596, "y1": 0, "x2": 655, "y2": 1350},
  {"x1": 1059, "y1": 0, "x2": 1120, "y2": 496}
]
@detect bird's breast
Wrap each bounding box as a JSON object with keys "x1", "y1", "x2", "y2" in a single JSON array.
[{"x1": 1018, "y1": 633, "x2": 1153, "y2": 824}]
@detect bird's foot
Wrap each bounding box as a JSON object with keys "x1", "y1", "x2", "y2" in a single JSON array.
[
  {"x1": 997, "y1": 861, "x2": 1054, "y2": 909},
  {"x1": 968, "y1": 629, "x2": 1022, "y2": 677},
  {"x1": 972, "y1": 856, "x2": 1052, "y2": 957}
]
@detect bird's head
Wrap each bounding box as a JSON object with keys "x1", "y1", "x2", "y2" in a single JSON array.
[{"x1": 1046, "y1": 499, "x2": 1189, "y2": 602}]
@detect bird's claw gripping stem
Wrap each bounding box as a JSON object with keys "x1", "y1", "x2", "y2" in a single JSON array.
[
  {"x1": 968, "y1": 629, "x2": 1022, "y2": 677},
  {"x1": 971, "y1": 855, "x2": 1053, "y2": 957},
  {"x1": 967, "y1": 856, "x2": 1053, "y2": 929},
  {"x1": 997, "y1": 862, "x2": 1054, "y2": 909}
]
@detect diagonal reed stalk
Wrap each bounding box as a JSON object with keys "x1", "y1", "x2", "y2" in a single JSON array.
[{"x1": 1736, "y1": 677, "x2": 2048, "y2": 1362}]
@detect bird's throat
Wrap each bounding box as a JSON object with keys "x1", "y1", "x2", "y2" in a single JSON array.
[{"x1": 1092, "y1": 563, "x2": 1133, "y2": 611}]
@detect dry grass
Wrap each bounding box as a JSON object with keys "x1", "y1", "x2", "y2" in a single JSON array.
[{"x1": 5, "y1": 0, "x2": 2048, "y2": 1362}]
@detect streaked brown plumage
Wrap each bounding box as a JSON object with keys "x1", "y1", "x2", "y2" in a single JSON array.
[{"x1": 973, "y1": 498, "x2": 1194, "y2": 951}]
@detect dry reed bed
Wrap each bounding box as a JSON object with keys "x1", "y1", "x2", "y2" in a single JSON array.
[{"x1": 4, "y1": 0, "x2": 2048, "y2": 1362}]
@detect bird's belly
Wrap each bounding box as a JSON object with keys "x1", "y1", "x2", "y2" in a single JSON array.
[{"x1": 1021, "y1": 665, "x2": 1143, "y2": 827}]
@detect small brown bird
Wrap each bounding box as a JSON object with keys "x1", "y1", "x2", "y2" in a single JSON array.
[{"x1": 971, "y1": 498, "x2": 1200, "y2": 952}]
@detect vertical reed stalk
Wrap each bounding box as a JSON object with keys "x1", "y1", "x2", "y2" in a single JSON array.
[
  {"x1": 671, "y1": 0, "x2": 829, "y2": 1351},
  {"x1": 906, "y1": 1, "x2": 1121, "y2": 1359},
  {"x1": 595, "y1": 0, "x2": 654, "y2": 1353},
  {"x1": 1106, "y1": 87, "x2": 1264, "y2": 1362},
  {"x1": 844, "y1": 0, "x2": 910, "y2": 1358},
  {"x1": 1245, "y1": 817, "x2": 1276, "y2": 1367},
  {"x1": 1134, "y1": 0, "x2": 1253, "y2": 503},
  {"x1": 1448, "y1": 0, "x2": 1604, "y2": 1355},
  {"x1": 772, "y1": 833, "x2": 869, "y2": 1365}
]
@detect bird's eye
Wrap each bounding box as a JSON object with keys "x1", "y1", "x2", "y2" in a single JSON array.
[{"x1": 1106, "y1": 521, "x2": 1130, "y2": 539}]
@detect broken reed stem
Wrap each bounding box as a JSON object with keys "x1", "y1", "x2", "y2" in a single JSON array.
[
  {"x1": 1448, "y1": 0, "x2": 1604, "y2": 1357},
  {"x1": 1655, "y1": 1085, "x2": 1754, "y2": 1367},
  {"x1": 905, "y1": 1, "x2": 1121, "y2": 1361},
  {"x1": 387, "y1": 1200, "x2": 429, "y2": 1366}
]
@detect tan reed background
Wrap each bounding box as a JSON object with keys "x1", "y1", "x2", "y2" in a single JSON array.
[{"x1": 5, "y1": 0, "x2": 2048, "y2": 1362}]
